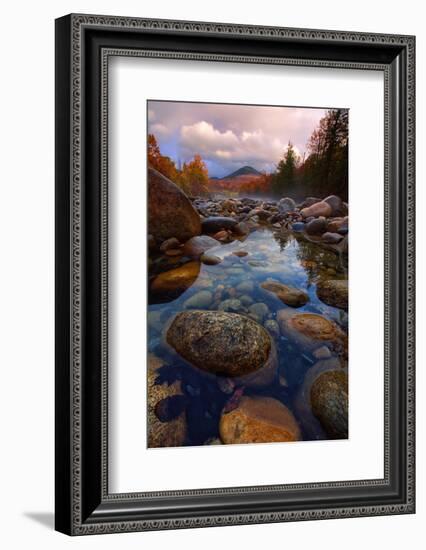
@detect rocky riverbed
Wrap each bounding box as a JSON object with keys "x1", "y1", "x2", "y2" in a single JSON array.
[{"x1": 147, "y1": 168, "x2": 349, "y2": 447}]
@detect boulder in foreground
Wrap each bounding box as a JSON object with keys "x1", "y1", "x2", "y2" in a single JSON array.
[
  {"x1": 148, "y1": 354, "x2": 187, "y2": 448},
  {"x1": 148, "y1": 167, "x2": 201, "y2": 242},
  {"x1": 219, "y1": 396, "x2": 301, "y2": 444},
  {"x1": 166, "y1": 310, "x2": 272, "y2": 378}
]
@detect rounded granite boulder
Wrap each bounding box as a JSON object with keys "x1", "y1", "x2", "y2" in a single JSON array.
[
  {"x1": 316, "y1": 279, "x2": 348, "y2": 311},
  {"x1": 148, "y1": 167, "x2": 201, "y2": 242},
  {"x1": 147, "y1": 354, "x2": 187, "y2": 448},
  {"x1": 310, "y1": 369, "x2": 348, "y2": 439},
  {"x1": 166, "y1": 310, "x2": 272, "y2": 378},
  {"x1": 219, "y1": 396, "x2": 301, "y2": 444}
]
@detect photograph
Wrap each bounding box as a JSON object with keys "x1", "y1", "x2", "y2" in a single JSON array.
[{"x1": 147, "y1": 100, "x2": 349, "y2": 448}]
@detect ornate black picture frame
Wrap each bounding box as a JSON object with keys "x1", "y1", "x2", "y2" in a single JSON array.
[{"x1": 55, "y1": 13, "x2": 415, "y2": 535}]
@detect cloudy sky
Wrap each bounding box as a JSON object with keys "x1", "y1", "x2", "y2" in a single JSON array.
[{"x1": 148, "y1": 100, "x2": 327, "y2": 178}]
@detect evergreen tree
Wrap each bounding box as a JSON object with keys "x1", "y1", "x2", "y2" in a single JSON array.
[
  {"x1": 305, "y1": 109, "x2": 348, "y2": 199},
  {"x1": 272, "y1": 142, "x2": 298, "y2": 197}
]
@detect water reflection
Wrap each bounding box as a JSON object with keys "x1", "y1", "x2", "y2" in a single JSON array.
[{"x1": 147, "y1": 227, "x2": 348, "y2": 446}]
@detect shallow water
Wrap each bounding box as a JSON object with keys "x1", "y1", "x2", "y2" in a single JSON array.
[{"x1": 147, "y1": 227, "x2": 348, "y2": 446}]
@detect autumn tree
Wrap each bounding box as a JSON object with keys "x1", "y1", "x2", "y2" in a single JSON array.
[
  {"x1": 147, "y1": 134, "x2": 178, "y2": 182},
  {"x1": 182, "y1": 154, "x2": 209, "y2": 196}
]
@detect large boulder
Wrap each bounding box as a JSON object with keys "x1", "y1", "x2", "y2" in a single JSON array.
[
  {"x1": 316, "y1": 279, "x2": 348, "y2": 311},
  {"x1": 147, "y1": 354, "x2": 187, "y2": 448},
  {"x1": 260, "y1": 280, "x2": 308, "y2": 308},
  {"x1": 219, "y1": 396, "x2": 301, "y2": 444},
  {"x1": 148, "y1": 167, "x2": 201, "y2": 242},
  {"x1": 166, "y1": 310, "x2": 272, "y2": 378},
  {"x1": 300, "y1": 201, "x2": 332, "y2": 219},
  {"x1": 310, "y1": 369, "x2": 348, "y2": 439}
]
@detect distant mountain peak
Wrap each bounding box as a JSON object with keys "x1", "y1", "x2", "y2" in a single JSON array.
[{"x1": 222, "y1": 166, "x2": 261, "y2": 179}]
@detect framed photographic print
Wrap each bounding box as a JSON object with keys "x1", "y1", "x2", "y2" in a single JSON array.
[{"x1": 55, "y1": 14, "x2": 415, "y2": 535}]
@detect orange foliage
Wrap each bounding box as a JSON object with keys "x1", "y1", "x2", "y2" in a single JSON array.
[
  {"x1": 209, "y1": 173, "x2": 272, "y2": 195},
  {"x1": 148, "y1": 134, "x2": 178, "y2": 181},
  {"x1": 148, "y1": 134, "x2": 209, "y2": 195}
]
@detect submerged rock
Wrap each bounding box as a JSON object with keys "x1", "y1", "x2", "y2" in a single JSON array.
[
  {"x1": 260, "y1": 280, "x2": 308, "y2": 307},
  {"x1": 248, "y1": 302, "x2": 269, "y2": 322},
  {"x1": 312, "y1": 345, "x2": 332, "y2": 360},
  {"x1": 232, "y1": 250, "x2": 248, "y2": 257},
  {"x1": 218, "y1": 298, "x2": 243, "y2": 313},
  {"x1": 310, "y1": 370, "x2": 348, "y2": 439},
  {"x1": 166, "y1": 310, "x2": 272, "y2": 378},
  {"x1": 147, "y1": 354, "x2": 187, "y2": 448},
  {"x1": 201, "y1": 216, "x2": 238, "y2": 233},
  {"x1": 150, "y1": 261, "x2": 200, "y2": 299},
  {"x1": 183, "y1": 290, "x2": 213, "y2": 309},
  {"x1": 264, "y1": 319, "x2": 280, "y2": 340},
  {"x1": 300, "y1": 201, "x2": 332, "y2": 219},
  {"x1": 219, "y1": 396, "x2": 301, "y2": 444},
  {"x1": 148, "y1": 167, "x2": 201, "y2": 242},
  {"x1": 236, "y1": 280, "x2": 255, "y2": 294},
  {"x1": 277, "y1": 310, "x2": 347, "y2": 353},
  {"x1": 239, "y1": 294, "x2": 254, "y2": 307},
  {"x1": 293, "y1": 358, "x2": 344, "y2": 440},
  {"x1": 182, "y1": 235, "x2": 219, "y2": 257},
  {"x1": 317, "y1": 280, "x2": 348, "y2": 311}
]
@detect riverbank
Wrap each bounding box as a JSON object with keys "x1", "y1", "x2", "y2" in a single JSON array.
[{"x1": 147, "y1": 168, "x2": 349, "y2": 448}]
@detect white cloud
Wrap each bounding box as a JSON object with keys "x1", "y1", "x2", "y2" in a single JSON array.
[
  {"x1": 179, "y1": 121, "x2": 301, "y2": 171},
  {"x1": 150, "y1": 123, "x2": 170, "y2": 136}
]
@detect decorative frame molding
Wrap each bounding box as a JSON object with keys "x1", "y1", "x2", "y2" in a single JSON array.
[{"x1": 55, "y1": 14, "x2": 415, "y2": 535}]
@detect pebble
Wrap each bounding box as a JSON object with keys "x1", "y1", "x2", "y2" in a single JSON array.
[
  {"x1": 183, "y1": 290, "x2": 213, "y2": 309},
  {"x1": 248, "y1": 302, "x2": 270, "y2": 322},
  {"x1": 264, "y1": 319, "x2": 280, "y2": 340},
  {"x1": 217, "y1": 299, "x2": 243, "y2": 313},
  {"x1": 313, "y1": 346, "x2": 332, "y2": 360},
  {"x1": 200, "y1": 253, "x2": 222, "y2": 265}
]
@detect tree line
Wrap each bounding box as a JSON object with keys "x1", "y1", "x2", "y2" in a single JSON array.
[
  {"x1": 148, "y1": 108, "x2": 348, "y2": 200},
  {"x1": 271, "y1": 109, "x2": 348, "y2": 201}
]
